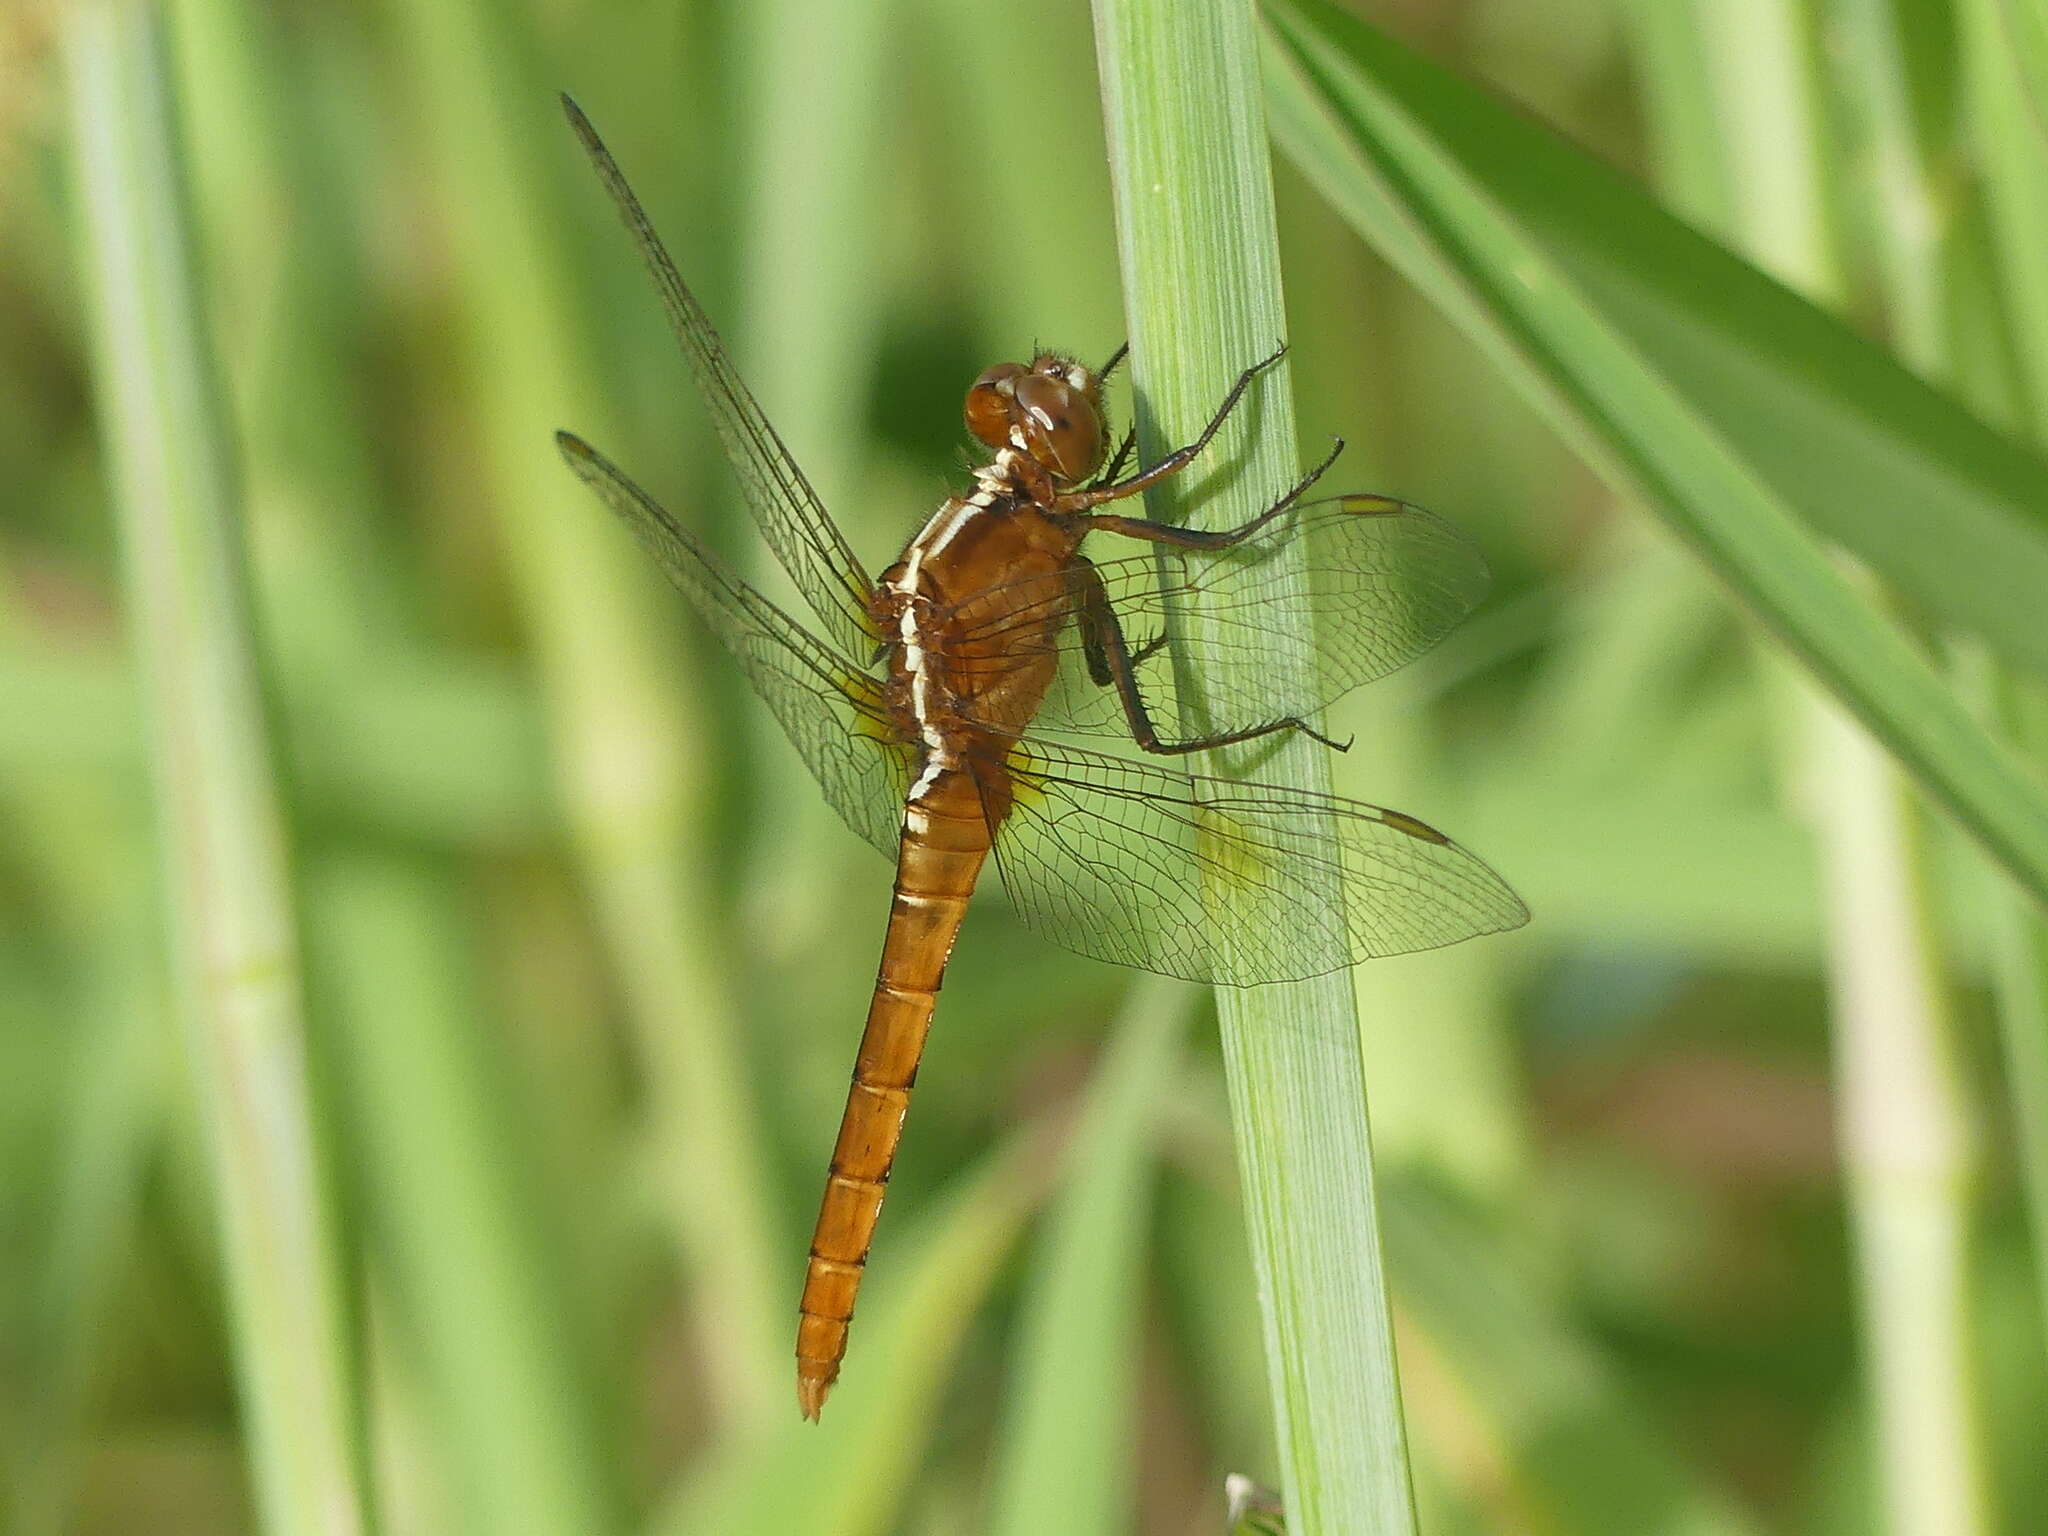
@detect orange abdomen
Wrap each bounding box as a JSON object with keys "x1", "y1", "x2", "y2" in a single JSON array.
[{"x1": 796, "y1": 767, "x2": 993, "y2": 1419}]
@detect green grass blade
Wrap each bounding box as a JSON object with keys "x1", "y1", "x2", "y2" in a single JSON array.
[
  {"x1": 60, "y1": 4, "x2": 370, "y2": 1530},
  {"x1": 310, "y1": 856, "x2": 628, "y2": 1536},
  {"x1": 1960, "y1": 0, "x2": 2048, "y2": 1383},
  {"x1": 0, "y1": 646, "x2": 552, "y2": 846},
  {"x1": 1990, "y1": 0, "x2": 2048, "y2": 141},
  {"x1": 376, "y1": 0, "x2": 786, "y2": 1432},
  {"x1": 1262, "y1": 0, "x2": 2048, "y2": 908},
  {"x1": 1612, "y1": 5, "x2": 1737, "y2": 234},
  {"x1": 1260, "y1": 0, "x2": 2048, "y2": 679},
  {"x1": 1982, "y1": 680, "x2": 2048, "y2": 1354},
  {"x1": 654, "y1": 1136, "x2": 1042, "y2": 1536},
  {"x1": 9, "y1": 791, "x2": 168, "y2": 1536},
  {"x1": 1965, "y1": 0, "x2": 2048, "y2": 437},
  {"x1": 1631, "y1": 5, "x2": 1995, "y2": 1531},
  {"x1": 1382, "y1": 1181, "x2": 1760, "y2": 1536},
  {"x1": 1811, "y1": 7, "x2": 1993, "y2": 1532},
  {"x1": 989, "y1": 980, "x2": 1189, "y2": 1536},
  {"x1": 1092, "y1": 1, "x2": 1425, "y2": 1528}
]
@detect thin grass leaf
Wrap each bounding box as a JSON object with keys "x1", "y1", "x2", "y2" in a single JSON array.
[
  {"x1": 311, "y1": 856, "x2": 628, "y2": 1536},
  {"x1": 0, "y1": 645, "x2": 551, "y2": 845},
  {"x1": 10, "y1": 792, "x2": 166, "y2": 1536},
  {"x1": 1265, "y1": 0, "x2": 2048, "y2": 682},
  {"x1": 1261, "y1": 0, "x2": 2048, "y2": 908},
  {"x1": 1630, "y1": 6, "x2": 1995, "y2": 1532},
  {"x1": 376, "y1": 0, "x2": 786, "y2": 1431},
  {"x1": 1990, "y1": 0, "x2": 2048, "y2": 144},
  {"x1": 1964, "y1": 0, "x2": 2048, "y2": 436},
  {"x1": 1810, "y1": 8, "x2": 1993, "y2": 1532},
  {"x1": 1281, "y1": 193, "x2": 1531, "y2": 1204},
  {"x1": 989, "y1": 979, "x2": 1188, "y2": 1536},
  {"x1": 1615, "y1": 5, "x2": 1737, "y2": 233},
  {"x1": 1980, "y1": 674, "x2": 2048, "y2": 1357},
  {"x1": 654, "y1": 1136, "x2": 1042, "y2": 1536},
  {"x1": 1381, "y1": 1180, "x2": 1760, "y2": 1536},
  {"x1": 60, "y1": 4, "x2": 370, "y2": 1530},
  {"x1": 1093, "y1": 0, "x2": 1426, "y2": 1528},
  {"x1": 1959, "y1": 0, "x2": 2048, "y2": 1384}
]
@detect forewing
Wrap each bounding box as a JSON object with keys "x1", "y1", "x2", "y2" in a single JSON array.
[
  {"x1": 559, "y1": 432, "x2": 908, "y2": 858},
  {"x1": 563, "y1": 97, "x2": 881, "y2": 663},
  {"x1": 991, "y1": 738, "x2": 1526, "y2": 985},
  {"x1": 946, "y1": 497, "x2": 1490, "y2": 740}
]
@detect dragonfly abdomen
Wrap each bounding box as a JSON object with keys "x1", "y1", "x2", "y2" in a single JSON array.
[{"x1": 796, "y1": 767, "x2": 995, "y2": 1419}]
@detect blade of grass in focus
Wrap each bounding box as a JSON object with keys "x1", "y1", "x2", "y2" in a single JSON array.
[
  {"x1": 1092, "y1": 0, "x2": 1421, "y2": 1528},
  {"x1": 1277, "y1": 170, "x2": 1530, "y2": 1203},
  {"x1": 989, "y1": 980, "x2": 1189, "y2": 1536},
  {"x1": 1261, "y1": 0, "x2": 2048, "y2": 909},
  {"x1": 60, "y1": 3, "x2": 371, "y2": 1530}
]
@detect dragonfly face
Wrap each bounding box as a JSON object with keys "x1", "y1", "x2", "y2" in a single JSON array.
[
  {"x1": 553, "y1": 95, "x2": 1528, "y2": 1423},
  {"x1": 963, "y1": 354, "x2": 1108, "y2": 484}
]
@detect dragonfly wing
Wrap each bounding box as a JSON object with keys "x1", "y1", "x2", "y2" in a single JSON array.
[
  {"x1": 559, "y1": 432, "x2": 910, "y2": 859},
  {"x1": 990, "y1": 738, "x2": 1526, "y2": 985},
  {"x1": 948, "y1": 496, "x2": 1491, "y2": 740},
  {"x1": 563, "y1": 98, "x2": 881, "y2": 664}
]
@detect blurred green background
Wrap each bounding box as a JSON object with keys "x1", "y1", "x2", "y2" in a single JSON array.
[{"x1": 6, "y1": 0, "x2": 2048, "y2": 1532}]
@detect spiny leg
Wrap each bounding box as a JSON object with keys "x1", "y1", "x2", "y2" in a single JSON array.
[
  {"x1": 1072, "y1": 435, "x2": 1344, "y2": 551},
  {"x1": 1063, "y1": 344, "x2": 1289, "y2": 510},
  {"x1": 1071, "y1": 556, "x2": 1348, "y2": 755},
  {"x1": 1092, "y1": 427, "x2": 1138, "y2": 489}
]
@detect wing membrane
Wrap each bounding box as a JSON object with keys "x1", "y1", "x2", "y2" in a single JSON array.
[
  {"x1": 563, "y1": 97, "x2": 881, "y2": 663},
  {"x1": 558, "y1": 432, "x2": 908, "y2": 858},
  {"x1": 991, "y1": 738, "x2": 1526, "y2": 985},
  {"x1": 945, "y1": 497, "x2": 1489, "y2": 740}
]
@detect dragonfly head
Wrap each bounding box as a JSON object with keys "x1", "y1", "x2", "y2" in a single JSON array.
[{"x1": 964, "y1": 354, "x2": 1106, "y2": 485}]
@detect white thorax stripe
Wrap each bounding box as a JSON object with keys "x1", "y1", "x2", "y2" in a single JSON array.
[{"x1": 895, "y1": 531, "x2": 953, "y2": 801}]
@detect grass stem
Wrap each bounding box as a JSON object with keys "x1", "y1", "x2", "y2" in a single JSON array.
[
  {"x1": 1091, "y1": 1, "x2": 1419, "y2": 1526},
  {"x1": 62, "y1": 3, "x2": 371, "y2": 1529}
]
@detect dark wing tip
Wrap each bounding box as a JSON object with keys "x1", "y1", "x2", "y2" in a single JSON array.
[
  {"x1": 555, "y1": 429, "x2": 597, "y2": 469},
  {"x1": 559, "y1": 93, "x2": 603, "y2": 156}
]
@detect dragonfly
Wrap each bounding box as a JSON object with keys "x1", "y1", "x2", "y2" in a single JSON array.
[{"x1": 555, "y1": 96, "x2": 1527, "y2": 1421}]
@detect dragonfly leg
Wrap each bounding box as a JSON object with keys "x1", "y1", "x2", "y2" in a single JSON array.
[
  {"x1": 1129, "y1": 630, "x2": 1170, "y2": 666},
  {"x1": 1061, "y1": 344, "x2": 1289, "y2": 509},
  {"x1": 1072, "y1": 557, "x2": 1349, "y2": 755},
  {"x1": 1092, "y1": 427, "x2": 1138, "y2": 489},
  {"x1": 1072, "y1": 435, "x2": 1344, "y2": 550}
]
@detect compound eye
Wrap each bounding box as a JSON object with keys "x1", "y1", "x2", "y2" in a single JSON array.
[
  {"x1": 964, "y1": 363, "x2": 1027, "y2": 451},
  {"x1": 1011, "y1": 371, "x2": 1104, "y2": 482}
]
